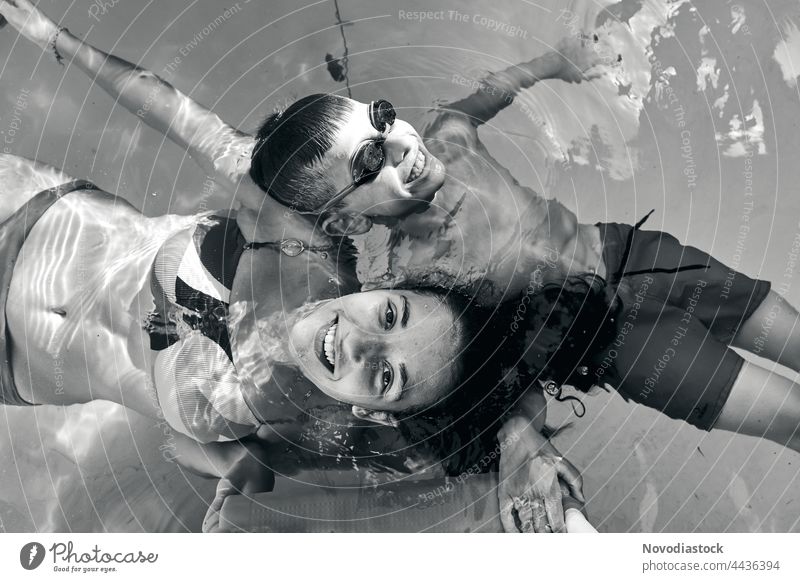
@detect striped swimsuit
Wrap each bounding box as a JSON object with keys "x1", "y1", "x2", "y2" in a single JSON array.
[{"x1": 148, "y1": 213, "x2": 260, "y2": 443}]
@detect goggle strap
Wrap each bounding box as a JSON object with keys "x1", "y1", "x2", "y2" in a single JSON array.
[{"x1": 315, "y1": 182, "x2": 358, "y2": 214}]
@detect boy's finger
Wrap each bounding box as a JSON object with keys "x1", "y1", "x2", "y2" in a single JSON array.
[
  {"x1": 531, "y1": 498, "x2": 548, "y2": 533},
  {"x1": 544, "y1": 494, "x2": 566, "y2": 533},
  {"x1": 515, "y1": 497, "x2": 534, "y2": 532},
  {"x1": 556, "y1": 460, "x2": 585, "y2": 503},
  {"x1": 202, "y1": 508, "x2": 219, "y2": 533},
  {"x1": 499, "y1": 498, "x2": 518, "y2": 533}
]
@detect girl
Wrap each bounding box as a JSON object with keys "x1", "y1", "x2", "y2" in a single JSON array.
[{"x1": 0, "y1": 153, "x2": 591, "y2": 531}]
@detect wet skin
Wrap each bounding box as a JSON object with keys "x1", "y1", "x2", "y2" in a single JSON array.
[
  {"x1": 323, "y1": 101, "x2": 447, "y2": 218},
  {"x1": 4, "y1": 162, "x2": 192, "y2": 415},
  {"x1": 287, "y1": 289, "x2": 461, "y2": 413},
  {"x1": 2, "y1": 155, "x2": 362, "y2": 423},
  {"x1": 324, "y1": 101, "x2": 603, "y2": 304}
]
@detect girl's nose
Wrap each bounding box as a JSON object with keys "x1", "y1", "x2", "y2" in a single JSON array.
[{"x1": 342, "y1": 331, "x2": 381, "y2": 369}]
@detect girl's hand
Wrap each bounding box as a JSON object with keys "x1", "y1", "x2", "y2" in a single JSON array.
[
  {"x1": 0, "y1": 0, "x2": 60, "y2": 51},
  {"x1": 202, "y1": 439, "x2": 275, "y2": 532},
  {"x1": 498, "y1": 416, "x2": 585, "y2": 533},
  {"x1": 201, "y1": 478, "x2": 239, "y2": 533}
]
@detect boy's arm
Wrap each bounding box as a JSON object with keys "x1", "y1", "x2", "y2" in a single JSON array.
[
  {"x1": 444, "y1": 52, "x2": 563, "y2": 127},
  {"x1": 496, "y1": 387, "x2": 586, "y2": 533},
  {"x1": 0, "y1": 0, "x2": 250, "y2": 188},
  {"x1": 443, "y1": 35, "x2": 613, "y2": 127},
  {"x1": 507, "y1": 383, "x2": 548, "y2": 431}
]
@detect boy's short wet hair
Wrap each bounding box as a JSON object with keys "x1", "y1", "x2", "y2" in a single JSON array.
[{"x1": 249, "y1": 93, "x2": 352, "y2": 213}]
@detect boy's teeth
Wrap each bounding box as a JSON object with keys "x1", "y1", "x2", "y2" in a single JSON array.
[
  {"x1": 407, "y1": 150, "x2": 426, "y2": 182},
  {"x1": 323, "y1": 323, "x2": 337, "y2": 366}
]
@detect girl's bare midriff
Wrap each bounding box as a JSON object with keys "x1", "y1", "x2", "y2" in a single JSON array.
[{"x1": 6, "y1": 190, "x2": 195, "y2": 416}]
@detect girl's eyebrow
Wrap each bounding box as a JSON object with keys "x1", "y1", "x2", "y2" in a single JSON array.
[
  {"x1": 401, "y1": 295, "x2": 410, "y2": 328},
  {"x1": 399, "y1": 363, "x2": 408, "y2": 390}
]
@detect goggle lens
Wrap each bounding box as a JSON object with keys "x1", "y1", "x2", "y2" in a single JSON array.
[
  {"x1": 370, "y1": 100, "x2": 396, "y2": 133},
  {"x1": 352, "y1": 140, "x2": 385, "y2": 184}
]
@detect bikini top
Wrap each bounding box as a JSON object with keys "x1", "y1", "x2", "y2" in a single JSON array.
[{"x1": 147, "y1": 213, "x2": 348, "y2": 443}]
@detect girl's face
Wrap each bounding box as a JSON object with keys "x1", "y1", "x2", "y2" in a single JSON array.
[{"x1": 288, "y1": 290, "x2": 462, "y2": 413}]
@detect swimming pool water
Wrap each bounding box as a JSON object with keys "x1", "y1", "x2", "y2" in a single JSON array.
[{"x1": 2, "y1": 0, "x2": 800, "y2": 532}]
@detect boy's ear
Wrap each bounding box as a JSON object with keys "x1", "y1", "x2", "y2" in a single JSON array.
[
  {"x1": 351, "y1": 405, "x2": 399, "y2": 427},
  {"x1": 321, "y1": 212, "x2": 373, "y2": 236}
]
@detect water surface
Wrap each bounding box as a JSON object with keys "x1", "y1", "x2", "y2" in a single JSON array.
[{"x1": 2, "y1": 0, "x2": 800, "y2": 531}]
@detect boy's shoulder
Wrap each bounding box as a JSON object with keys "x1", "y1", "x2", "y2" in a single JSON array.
[{"x1": 419, "y1": 108, "x2": 479, "y2": 149}]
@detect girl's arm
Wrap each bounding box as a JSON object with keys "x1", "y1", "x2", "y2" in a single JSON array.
[
  {"x1": 57, "y1": 31, "x2": 252, "y2": 186},
  {"x1": 170, "y1": 434, "x2": 277, "y2": 533},
  {"x1": 0, "y1": 0, "x2": 253, "y2": 192},
  {"x1": 173, "y1": 435, "x2": 274, "y2": 488},
  {"x1": 171, "y1": 433, "x2": 248, "y2": 479}
]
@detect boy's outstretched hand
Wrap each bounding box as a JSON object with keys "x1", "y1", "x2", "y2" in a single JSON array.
[
  {"x1": 498, "y1": 416, "x2": 585, "y2": 533},
  {"x1": 0, "y1": 0, "x2": 60, "y2": 50},
  {"x1": 554, "y1": 32, "x2": 622, "y2": 84}
]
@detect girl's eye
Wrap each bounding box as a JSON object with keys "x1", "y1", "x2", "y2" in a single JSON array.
[
  {"x1": 382, "y1": 362, "x2": 393, "y2": 390},
  {"x1": 384, "y1": 302, "x2": 395, "y2": 329}
]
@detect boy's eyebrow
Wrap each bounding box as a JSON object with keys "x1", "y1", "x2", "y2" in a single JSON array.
[
  {"x1": 399, "y1": 363, "x2": 408, "y2": 390},
  {"x1": 401, "y1": 295, "x2": 410, "y2": 328}
]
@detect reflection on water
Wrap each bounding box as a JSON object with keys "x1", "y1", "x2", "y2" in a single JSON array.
[{"x1": 2, "y1": 0, "x2": 800, "y2": 531}]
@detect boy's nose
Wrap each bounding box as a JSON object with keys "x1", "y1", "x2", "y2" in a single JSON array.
[{"x1": 382, "y1": 134, "x2": 415, "y2": 166}]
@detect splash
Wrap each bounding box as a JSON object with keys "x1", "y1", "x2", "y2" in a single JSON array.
[
  {"x1": 228, "y1": 297, "x2": 331, "y2": 388},
  {"x1": 716, "y1": 100, "x2": 767, "y2": 158},
  {"x1": 513, "y1": 0, "x2": 693, "y2": 180},
  {"x1": 773, "y1": 19, "x2": 800, "y2": 88}
]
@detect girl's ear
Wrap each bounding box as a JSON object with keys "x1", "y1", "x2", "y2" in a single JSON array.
[
  {"x1": 321, "y1": 212, "x2": 373, "y2": 236},
  {"x1": 370, "y1": 214, "x2": 400, "y2": 227},
  {"x1": 351, "y1": 405, "x2": 399, "y2": 427}
]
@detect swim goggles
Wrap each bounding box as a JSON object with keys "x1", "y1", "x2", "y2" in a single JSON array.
[{"x1": 308, "y1": 100, "x2": 396, "y2": 214}]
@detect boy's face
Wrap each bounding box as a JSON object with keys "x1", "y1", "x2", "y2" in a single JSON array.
[{"x1": 323, "y1": 99, "x2": 446, "y2": 218}]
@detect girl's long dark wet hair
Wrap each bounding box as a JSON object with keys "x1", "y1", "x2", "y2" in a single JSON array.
[{"x1": 264, "y1": 274, "x2": 618, "y2": 478}]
